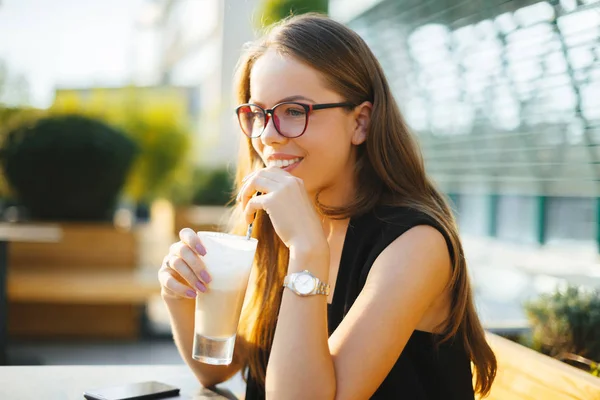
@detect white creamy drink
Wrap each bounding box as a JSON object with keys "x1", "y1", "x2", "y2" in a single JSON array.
[
  {"x1": 195, "y1": 288, "x2": 247, "y2": 339},
  {"x1": 192, "y1": 232, "x2": 258, "y2": 365}
]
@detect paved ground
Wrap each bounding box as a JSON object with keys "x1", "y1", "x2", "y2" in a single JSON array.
[{"x1": 465, "y1": 235, "x2": 600, "y2": 334}]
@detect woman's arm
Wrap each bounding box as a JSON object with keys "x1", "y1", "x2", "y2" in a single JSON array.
[
  {"x1": 238, "y1": 168, "x2": 452, "y2": 399},
  {"x1": 265, "y1": 225, "x2": 451, "y2": 400},
  {"x1": 265, "y1": 245, "x2": 335, "y2": 399}
]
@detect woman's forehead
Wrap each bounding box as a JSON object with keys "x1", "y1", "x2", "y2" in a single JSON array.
[{"x1": 249, "y1": 50, "x2": 328, "y2": 105}]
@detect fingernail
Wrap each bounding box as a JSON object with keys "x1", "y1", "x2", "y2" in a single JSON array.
[
  {"x1": 186, "y1": 290, "x2": 197, "y2": 298},
  {"x1": 196, "y1": 244, "x2": 206, "y2": 256},
  {"x1": 200, "y1": 270, "x2": 212, "y2": 284},
  {"x1": 196, "y1": 281, "x2": 207, "y2": 293}
]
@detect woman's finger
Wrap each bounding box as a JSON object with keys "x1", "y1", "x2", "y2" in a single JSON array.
[
  {"x1": 179, "y1": 228, "x2": 206, "y2": 256},
  {"x1": 257, "y1": 165, "x2": 290, "y2": 179},
  {"x1": 244, "y1": 193, "x2": 273, "y2": 224},
  {"x1": 237, "y1": 169, "x2": 281, "y2": 199},
  {"x1": 238, "y1": 169, "x2": 265, "y2": 196},
  {"x1": 158, "y1": 267, "x2": 197, "y2": 299},
  {"x1": 236, "y1": 165, "x2": 290, "y2": 200},
  {"x1": 242, "y1": 170, "x2": 259, "y2": 183},
  {"x1": 172, "y1": 241, "x2": 211, "y2": 286},
  {"x1": 238, "y1": 174, "x2": 279, "y2": 209},
  {"x1": 166, "y1": 254, "x2": 207, "y2": 293},
  {"x1": 158, "y1": 257, "x2": 187, "y2": 286}
]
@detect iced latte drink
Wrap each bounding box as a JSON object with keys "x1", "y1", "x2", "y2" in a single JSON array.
[{"x1": 192, "y1": 232, "x2": 258, "y2": 365}]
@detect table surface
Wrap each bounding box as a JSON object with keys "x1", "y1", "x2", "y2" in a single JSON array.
[{"x1": 0, "y1": 365, "x2": 242, "y2": 400}]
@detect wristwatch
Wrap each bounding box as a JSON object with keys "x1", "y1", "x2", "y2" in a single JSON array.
[{"x1": 283, "y1": 270, "x2": 330, "y2": 296}]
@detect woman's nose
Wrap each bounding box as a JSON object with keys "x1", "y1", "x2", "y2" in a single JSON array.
[{"x1": 261, "y1": 112, "x2": 287, "y2": 146}]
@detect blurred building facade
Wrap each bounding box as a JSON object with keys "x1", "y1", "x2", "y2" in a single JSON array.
[
  {"x1": 331, "y1": 0, "x2": 600, "y2": 251},
  {"x1": 134, "y1": 0, "x2": 259, "y2": 167}
]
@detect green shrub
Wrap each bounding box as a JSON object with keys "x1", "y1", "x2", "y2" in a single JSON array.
[
  {"x1": 0, "y1": 114, "x2": 137, "y2": 221},
  {"x1": 524, "y1": 285, "x2": 600, "y2": 364},
  {"x1": 0, "y1": 106, "x2": 46, "y2": 198},
  {"x1": 50, "y1": 87, "x2": 194, "y2": 204},
  {"x1": 191, "y1": 167, "x2": 235, "y2": 206}
]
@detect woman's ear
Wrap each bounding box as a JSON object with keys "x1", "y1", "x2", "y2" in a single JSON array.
[{"x1": 351, "y1": 101, "x2": 372, "y2": 145}]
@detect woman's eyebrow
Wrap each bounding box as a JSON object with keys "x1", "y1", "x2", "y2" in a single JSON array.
[{"x1": 249, "y1": 95, "x2": 316, "y2": 106}]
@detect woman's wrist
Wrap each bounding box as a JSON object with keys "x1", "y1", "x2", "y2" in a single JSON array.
[{"x1": 288, "y1": 242, "x2": 329, "y2": 276}]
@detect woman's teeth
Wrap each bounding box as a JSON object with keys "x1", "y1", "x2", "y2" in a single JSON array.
[{"x1": 268, "y1": 158, "x2": 302, "y2": 168}]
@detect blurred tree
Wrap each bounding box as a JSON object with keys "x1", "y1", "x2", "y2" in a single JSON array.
[
  {"x1": 0, "y1": 106, "x2": 45, "y2": 199},
  {"x1": 0, "y1": 114, "x2": 137, "y2": 221},
  {"x1": 168, "y1": 166, "x2": 235, "y2": 207},
  {"x1": 119, "y1": 108, "x2": 192, "y2": 204},
  {"x1": 0, "y1": 57, "x2": 37, "y2": 200},
  {"x1": 190, "y1": 167, "x2": 235, "y2": 206},
  {"x1": 50, "y1": 86, "x2": 194, "y2": 205},
  {"x1": 256, "y1": 0, "x2": 328, "y2": 28}
]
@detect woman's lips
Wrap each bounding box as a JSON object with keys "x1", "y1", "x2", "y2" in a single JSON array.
[{"x1": 283, "y1": 159, "x2": 302, "y2": 172}]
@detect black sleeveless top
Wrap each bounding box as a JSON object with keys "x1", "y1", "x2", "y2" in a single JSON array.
[{"x1": 245, "y1": 206, "x2": 475, "y2": 399}]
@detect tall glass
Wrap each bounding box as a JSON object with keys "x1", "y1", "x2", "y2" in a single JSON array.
[{"x1": 192, "y1": 232, "x2": 258, "y2": 365}]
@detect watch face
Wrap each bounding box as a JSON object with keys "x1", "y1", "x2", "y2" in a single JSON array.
[{"x1": 294, "y1": 273, "x2": 316, "y2": 295}]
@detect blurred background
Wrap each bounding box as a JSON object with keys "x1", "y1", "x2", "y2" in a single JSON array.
[{"x1": 0, "y1": 0, "x2": 599, "y2": 392}]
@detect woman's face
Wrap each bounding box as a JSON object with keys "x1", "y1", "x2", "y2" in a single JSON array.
[{"x1": 247, "y1": 48, "x2": 366, "y2": 200}]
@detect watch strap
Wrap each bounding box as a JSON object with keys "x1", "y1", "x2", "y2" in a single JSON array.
[{"x1": 315, "y1": 280, "x2": 330, "y2": 296}]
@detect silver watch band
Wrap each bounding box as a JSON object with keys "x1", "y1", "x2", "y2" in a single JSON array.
[{"x1": 315, "y1": 280, "x2": 330, "y2": 296}]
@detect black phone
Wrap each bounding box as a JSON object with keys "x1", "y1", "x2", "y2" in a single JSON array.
[{"x1": 83, "y1": 380, "x2": 180, "y2": 400}]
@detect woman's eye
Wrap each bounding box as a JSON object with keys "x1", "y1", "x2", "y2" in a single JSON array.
[{"x1": 286, "y1": 108, "x2": 306, "y2": 117}]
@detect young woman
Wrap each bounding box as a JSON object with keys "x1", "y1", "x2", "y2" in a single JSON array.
[{"x1": 158, "y1": 13, "x2": 496, "y2": 400}]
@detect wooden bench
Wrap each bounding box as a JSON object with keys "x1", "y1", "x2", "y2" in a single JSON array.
[
  {"x1": 8, "y1": 223, "x2": 137, "y2": 270},
  {"x1": 7, "y1": 268, "x2": 161, "y2": 339},
  {"x1": 7, "y1": 269, "x2": 160, "y2": 304},
  {"x1": 5, "y1": 223, "x2": 161, "y2": 339},
  {"x1": 480, "y1": 333, "x2": 600, "y2": 400}
]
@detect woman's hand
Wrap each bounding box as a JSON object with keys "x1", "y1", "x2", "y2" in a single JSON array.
[
  {"x1": 237, "y1": 166, "x2": 328, "y2": 257},
  {"x1": 158, "y1": 228, "x2": 213, "y2": 300}
]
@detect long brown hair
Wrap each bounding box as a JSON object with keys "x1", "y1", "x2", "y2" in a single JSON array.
[{"x1": 229, "y1": 13, "x2": 496, "y2": 396}]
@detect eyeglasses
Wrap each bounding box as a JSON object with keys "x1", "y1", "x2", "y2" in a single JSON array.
[{"x1": 235, "y1": 101, "x2": 355, "y2": 138}]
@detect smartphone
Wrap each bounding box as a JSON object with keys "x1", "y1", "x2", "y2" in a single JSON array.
[{"x1": 83, "y1": 380, "x2": 180, "y2": 400}]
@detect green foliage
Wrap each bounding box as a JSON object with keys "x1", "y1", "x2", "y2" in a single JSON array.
[
  {"x1": 0, "y1": 114, "x2": 137, "y2": 221},
  {"x1": 50, "y1": 87, "x2": 194, "y2": 204},
  {"x1": 190, "y1": 167, "x2": 235, "y2": 206},
  {"x1": 524, "y1": 285, "x2": 600, "y2": 365},
  {"x1": 0, "y1": 107, "x2": 44, "y2": 131},
  {"x1": 0, "y1": 106, "x2": 46, "y2": 198},
  {"x1": 256, "y1": 0, "x2": 328, "y2": 28},
  {"x1": 118, "y1": 113, "x2": 192, "y2": 203}
]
